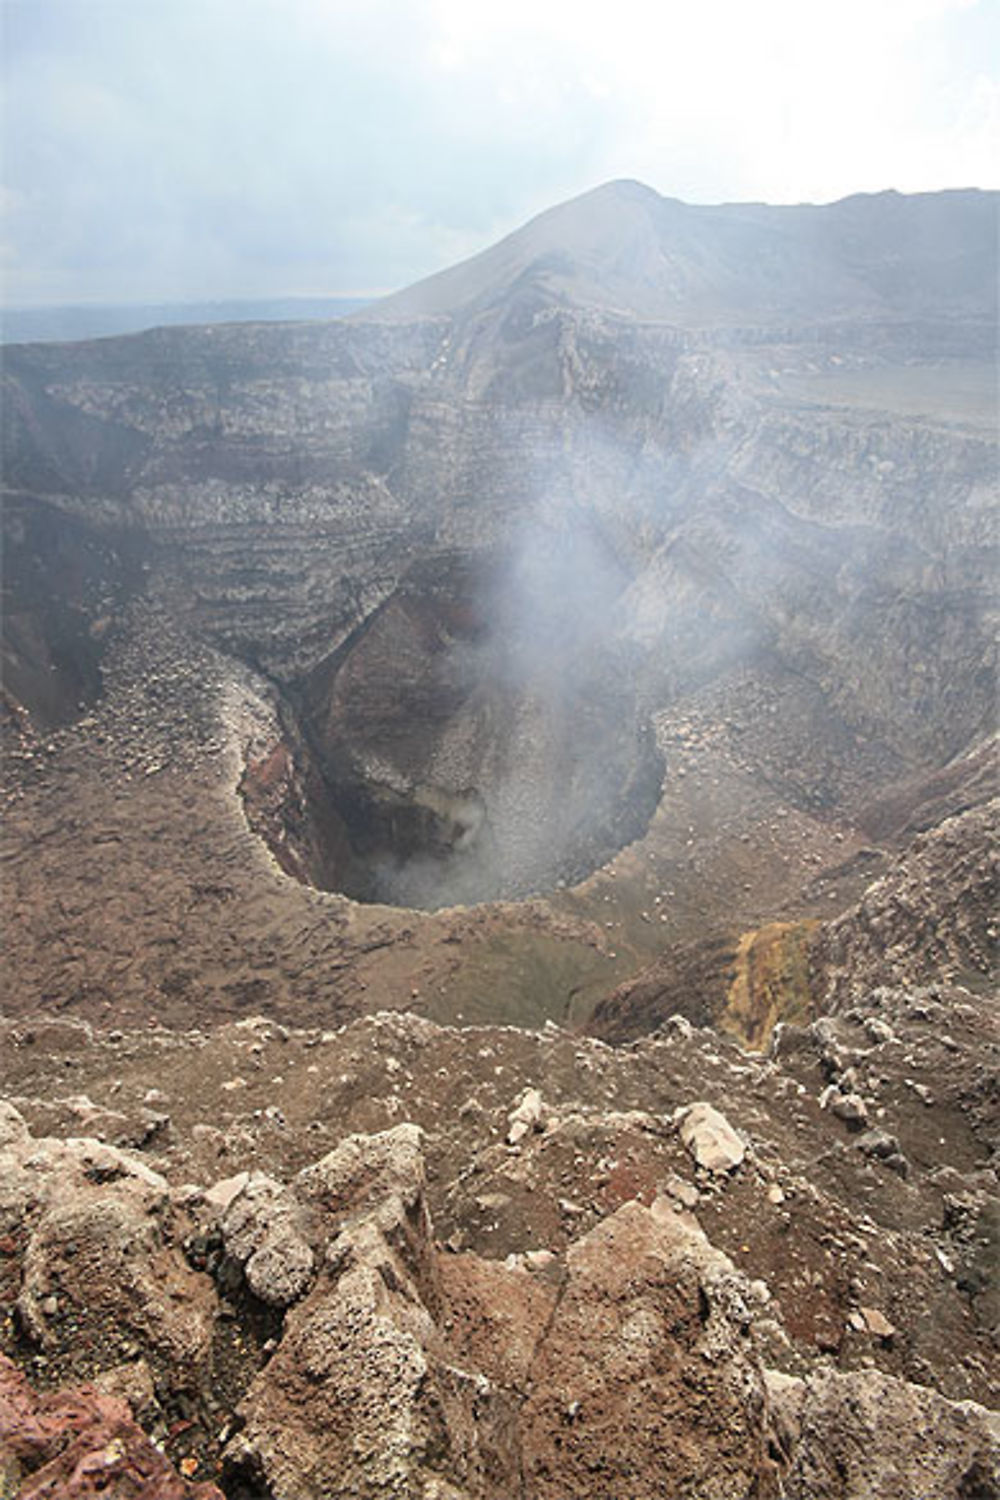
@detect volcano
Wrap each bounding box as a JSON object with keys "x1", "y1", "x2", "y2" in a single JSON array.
[{"x1": 1, "y1": 182, "x2": 997, "y2": 1498}]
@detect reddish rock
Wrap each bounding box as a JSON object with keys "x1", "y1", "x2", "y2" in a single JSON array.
[
  {"x1": 519, "y1": 1198, "x2": 777, "y2": 1499},
  {"x1": 0, "y1": 1354, "x2": 223, "y2": 1498}
]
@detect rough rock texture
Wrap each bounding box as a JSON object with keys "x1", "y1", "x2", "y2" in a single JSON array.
[
  {"x1": 767, "y1": 1367, "x2": 1000, "y2": 1499},
  {"x1": 0, "y1": 1117, "x2": 215, "y2": 1390},
  {"x1": 1, "y1": 972, "x2": 997, "y2": 1495},
  {"x1": 518, "y1": 1199, "x2": 774, "y2": 1499},
  {"x1": 228, "y1": 1126, "x2": 519, "y2": 1499},
  {"x1": 0, "y1": 1354, "x2": 223, "y2": 1498},
  {"x1": 226, "y1": 1121, "x2": 780, "y2": 1498},
  {"x1": 812, "y1": 800, "x2": 998, "y2": 1009},
  {"x1": 216, "y1": 1172, "x2": 314, "y2": 1308}
]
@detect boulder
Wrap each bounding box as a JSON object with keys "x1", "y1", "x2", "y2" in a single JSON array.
[
  {"x1": 0, "y1": 1354, "x2": 223, "y2": 1499},
  {"x1": 295, "y1": 1121, "x2": 427, "y2": 1220},
  {"x1": 830, "y1": 1092, "x2": 869, "y2": 1127},
  {"x1": 506, "y1": 1088, "x2": 547, "y2": 1145},
  {"x1": 519, "y1": 1197, "x2": 775, "y2": 1498},
  {"x1": 767, "y1": 1366, "x2": 1000, "y2": 1499},
  {"x1": 0, "y1": 1117, "x2": 216, "y2": 1389},
  {"x1": 677, "y1": 1102, "x2": 746, "y2": 1173},
  {"x1": 218, "y1": 1172, "x2": 314, "y2": 1308},
  {"x1": 228, "y1": 1126, "x2": 519, "y2": 1498}
]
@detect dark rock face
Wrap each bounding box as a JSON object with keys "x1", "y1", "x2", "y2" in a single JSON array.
[
  {"x1": 294, "y1": 548, "x2": 664, "y2": 905},
  {"x1": 0, "y1": 496, "x2": 142, "y2": 732}
]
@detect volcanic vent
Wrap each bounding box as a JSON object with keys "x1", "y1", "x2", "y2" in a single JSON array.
[
  {"x1": 250, "y1": 535, "x2": 664, "y2": 910},
  {"x1": 2, "y1": 180, "x2": 995, "y2": 960}
]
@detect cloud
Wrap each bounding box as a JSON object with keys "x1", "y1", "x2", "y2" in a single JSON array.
[{"x1": 1, "y1": 0, "x2": 996, "y2": 305}]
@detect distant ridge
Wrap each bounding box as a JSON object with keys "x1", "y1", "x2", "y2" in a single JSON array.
[
  {"x1": 360, "y1": 180, "x2": 998, "y2": 329},
  {"x1": 1, "y1": 295, "x2": 371, "y2": 345}
]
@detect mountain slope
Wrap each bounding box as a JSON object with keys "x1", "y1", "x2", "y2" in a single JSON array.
[{"x1": 364, "y1": 179, "x2": 999, "y2": 328}]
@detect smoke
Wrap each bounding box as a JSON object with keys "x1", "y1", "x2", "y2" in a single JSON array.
[
  {"x1": 314, "y1": 317, "x2": 990, "y2": 913},
  {"x1": 359, "y1": 476, "x2": 667, "y2": 909},
  {"x1": 342, "y1": 404, "x2": 769, "y2": 909},
  {"x1": 489, "y1": 496, "x2": 630, "y2": 683}
]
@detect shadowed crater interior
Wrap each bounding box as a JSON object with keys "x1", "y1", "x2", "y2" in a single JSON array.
[{"x1": 286, "y1": 543, "x2": 665, "y2": 910}]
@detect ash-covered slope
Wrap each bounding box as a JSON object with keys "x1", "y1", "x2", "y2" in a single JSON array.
[{"x1": 365, "y1": 179, "x2": 998, "y2": 328}]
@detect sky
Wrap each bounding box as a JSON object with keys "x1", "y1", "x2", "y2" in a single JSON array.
[{"x1": 2, "y1": 0, "x2": 997, "y2": 308}]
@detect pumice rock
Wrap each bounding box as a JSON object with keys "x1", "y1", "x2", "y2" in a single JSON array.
[
  {"x1": 227, "y1": 1134, "x2": 777, "y2": 1499},
  {"x1": 676, "y1": 1101, "x2": 746, "y2": 1174},
  {"x1": 506, "y1": 1086, "x2": 547, "y2": 1144},
  {"x1": 0, "y1": 1101, "x2": 29, "y2": 1149},
  {"x1": 295, "y1": 1122, "x2": 429, "y2": 1223},
  {"x1": 225, "y1": 1128, "x2": 516, "y2": 1499},
  {"x1": 216, "y1": 1172, "x2": 315, "y2": 1308},
  {"x1": 765, "y1": 1367, "x2": 1000, "y2": 1499}
]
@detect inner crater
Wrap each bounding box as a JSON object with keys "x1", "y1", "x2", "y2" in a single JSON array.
[{"x1": 254, "y1": 543, "x2": 664, "y2": 911}]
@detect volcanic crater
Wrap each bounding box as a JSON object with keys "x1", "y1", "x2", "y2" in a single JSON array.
[
  {"x1": 1, "y1": 181, "x2": 997, "y2": 1500},
  {"x1": 238, "y1": 543, "x2": 665, "y2": 911}
]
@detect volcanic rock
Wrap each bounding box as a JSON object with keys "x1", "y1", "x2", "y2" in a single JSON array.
[
  {"x1": 677, "y1": 1101, "x2": 746, "y2": 1173},
  {"x1": 766, "y1": 1366, "x2": 1000, "y2": 1499},
  {"x1": 506, "y1": 1086, "x2": 547, "y2": 1144},
  {"x1": 0, "y1": 1120, "x2": 216, "y2": 1406},
  {"x1": 0, "y1": 1354, "x2": 223, "y2": 1499},
  {"x1": 216, "y1": 1172, "x2": 315, "y2": 1308},
  {"x1": 829, "y1": 1091, "x2": 869, "y2": 1127},
  {"x1": 225, "y1": 1126, "x2": 515, "y2": 1499},
  {"x1": 519, "y1": 1198, "x2": 775, "y2": 1499}
]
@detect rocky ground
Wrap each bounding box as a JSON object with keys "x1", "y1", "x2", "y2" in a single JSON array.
[
  {"x1": 1, "y1": 183, "x2": 997, "y2": 1495},
  {"x1": 1, "y1": 569, "x2": 997, "y2": 1498},
  {"x1": 0, "y1": 958, "x2": 997, "y2": 1496}
]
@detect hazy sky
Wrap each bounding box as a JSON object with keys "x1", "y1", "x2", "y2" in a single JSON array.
[{"x1": 2, "y1": 0, "x2": 997, "y2": 307}]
